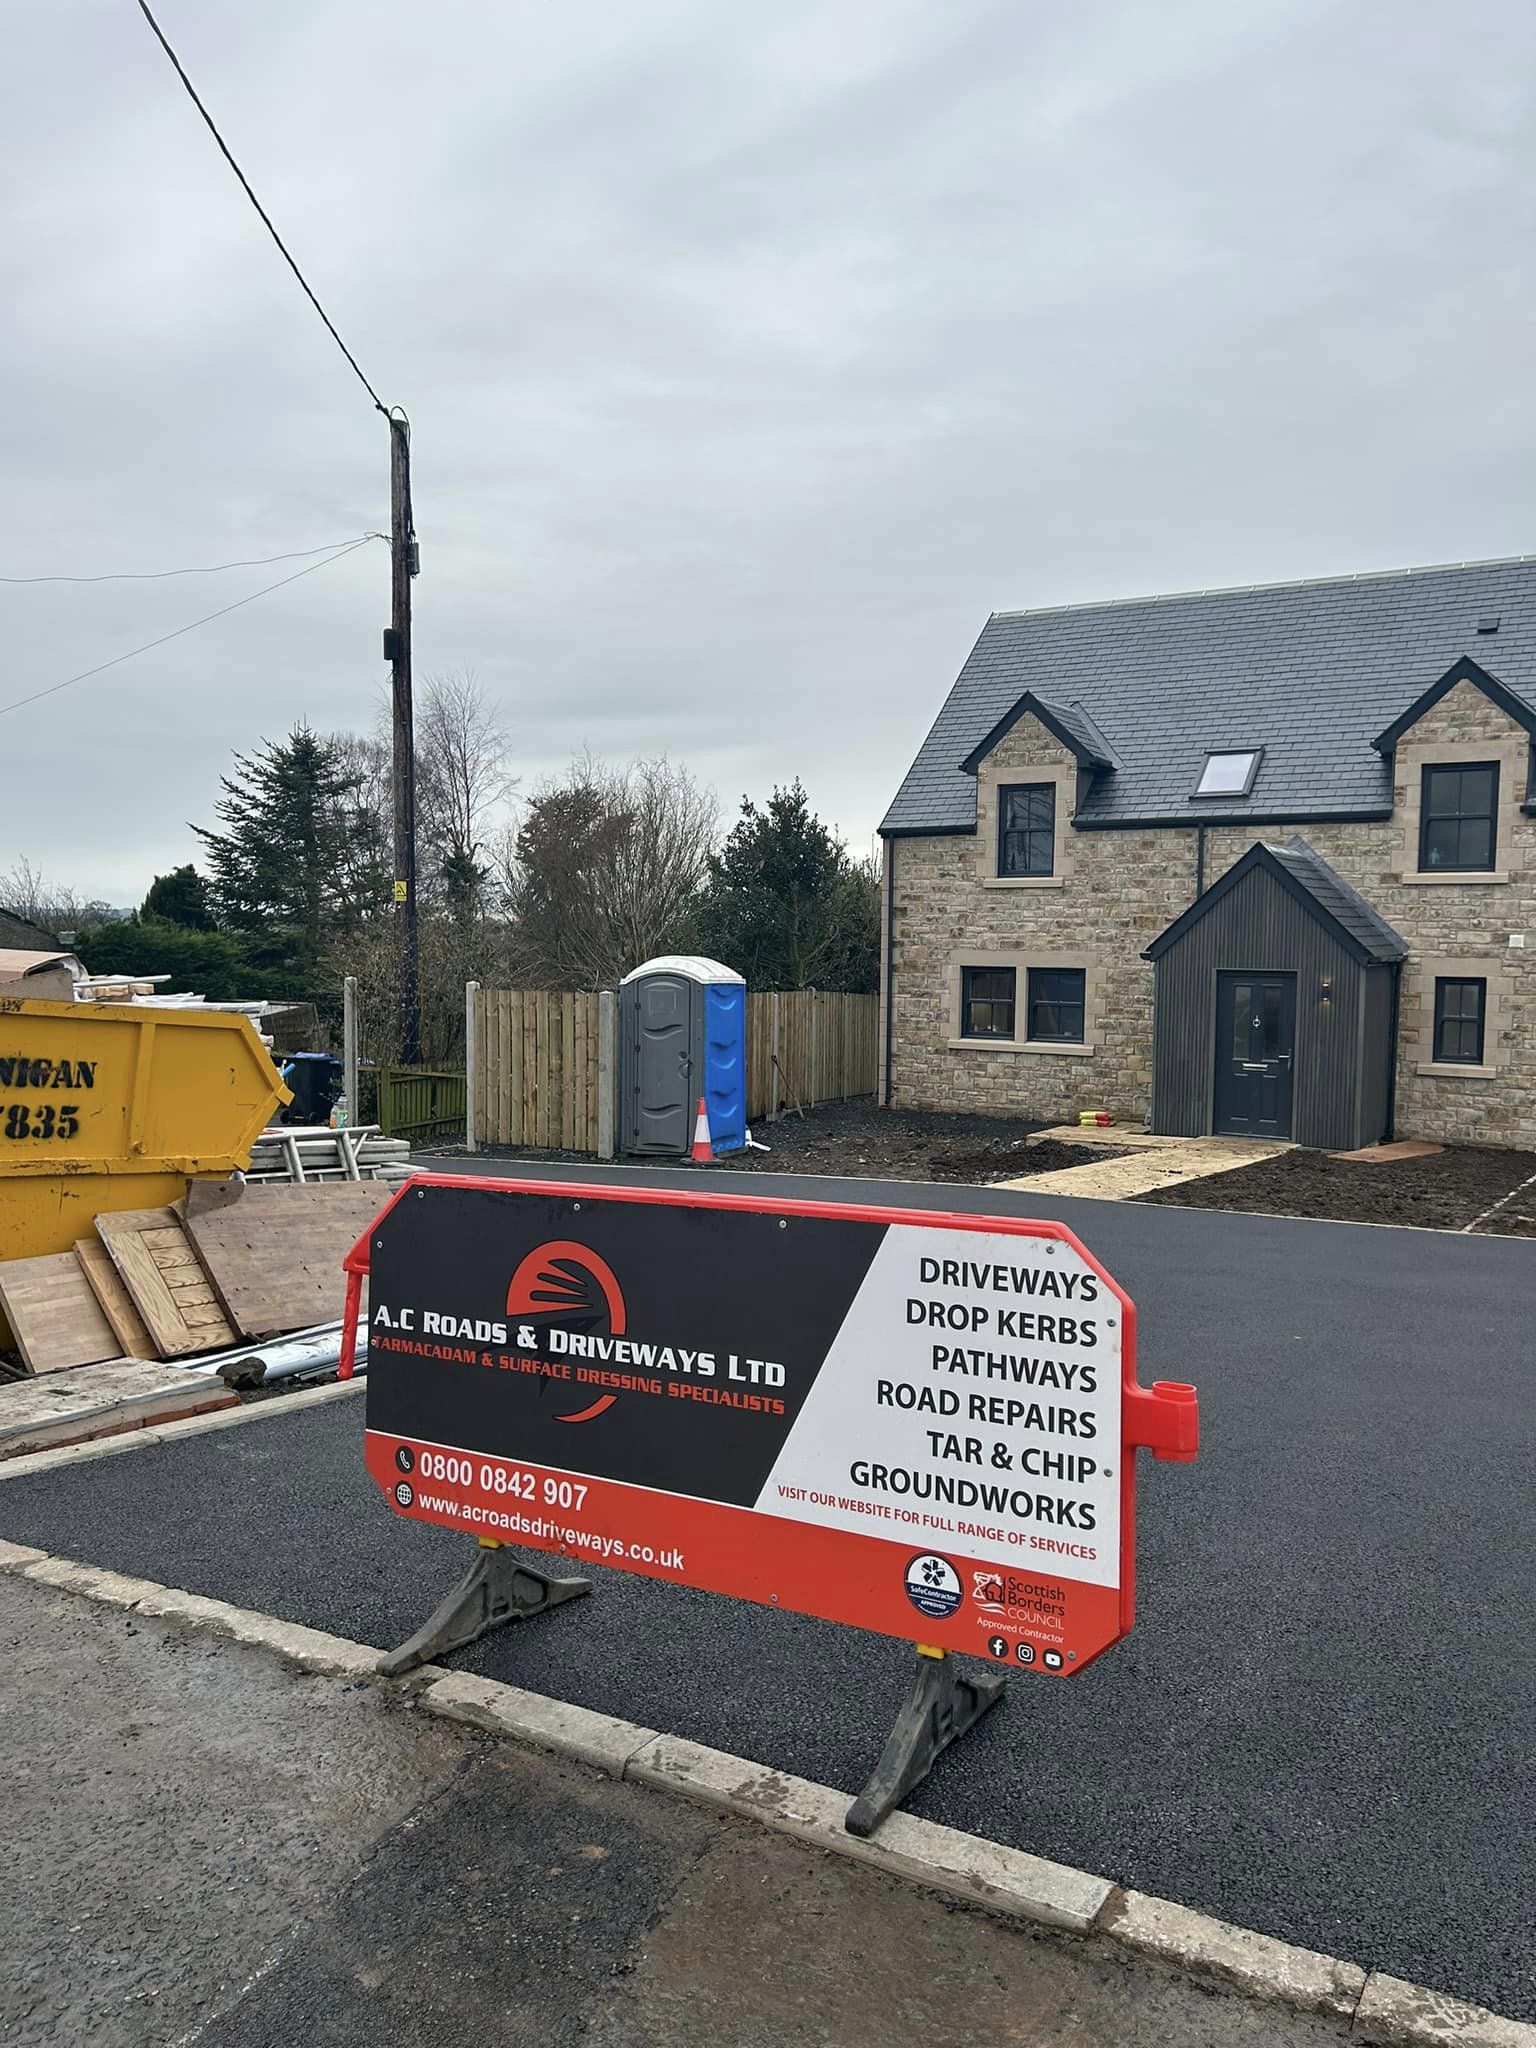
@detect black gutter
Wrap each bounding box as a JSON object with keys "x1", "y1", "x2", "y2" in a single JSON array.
[
  {"x1": 882, "y1": 837, "x2": 896, "y2": 1107},
  {"x1": 879, "y1": 822, "x2": 975, "y2": 839},
  {"x1": 883, "y1": 808, "x2": 1395, "y2": 837},
  {"x1": 1074, "y1": 808, "x2": 1396, "y2": 830},
  {"x1": 1385, "y1": 960, "x2": 1402, "y2": 1143}
]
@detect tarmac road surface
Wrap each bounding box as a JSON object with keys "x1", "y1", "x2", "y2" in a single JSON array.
[{"x1": 3, "y1": 1161, "x2": 1532, "y2": 2022}]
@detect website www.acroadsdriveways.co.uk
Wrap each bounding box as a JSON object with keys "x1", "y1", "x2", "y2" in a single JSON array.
[{"x1": 413, "y1": 1494, "x2": 685, "y2": 1572}]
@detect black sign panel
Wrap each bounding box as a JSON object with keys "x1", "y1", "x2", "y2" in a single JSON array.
[{"x1": 367, "y1": 1185, "x2": 886, "y2": 1507}]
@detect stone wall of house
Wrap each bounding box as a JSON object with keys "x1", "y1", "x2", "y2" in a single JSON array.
[
  {"x1": 887, "y1": 682, "x2": 1536, "y2": 1148},
  {"x1": 887, "y1": 714, "x2": 1195, "y2": 1126}
]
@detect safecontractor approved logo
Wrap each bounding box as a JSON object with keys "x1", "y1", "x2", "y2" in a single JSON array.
[{"x1": 903, "y1": 1553, "x2": 962, "y2": 1620}]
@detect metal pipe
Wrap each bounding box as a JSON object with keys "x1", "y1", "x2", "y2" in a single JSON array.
[
  {"x1": 179, "y1": 1320, "x2": 342, "y2": 1377},
  {"x1": 1384, "y1": 960, "x2": 1402, "y2": 1143},
  {"x1": 215, "y1": 1329, "x2": 347, "y2": 1389},
  {"x1": 882, "y1": 836, "x2": 896, "y2": 1106}
]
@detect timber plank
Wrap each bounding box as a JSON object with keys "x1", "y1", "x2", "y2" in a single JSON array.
[
  {"x1": 548, "y1": 994, "x2": 560, "y2": 1149},
  {"x1": 95, "y1": 1207, "x2": 237, "y2": 1358},
  {"x1": 75, "y1": 1237, "x2": 156, "y2": 1359},
  {"x1": 507, "y1": 990, "x2": 523, "y2": 1146},
  {"x1": 184, "y1": 1181, "x2": 390, "y2": 1339},
  {"x1": 0, "y1": 1252, "x2": 119, "y2": 1375},
  {"x1": 497, "y1": 990, "x2": 512, "y2": 1145},
  {"x1": 586, "y1": 992, "x2": 598, "y2": 1150},
  {"x1": 561, "y1": 995, "x2": 576, "y2": 1150}
]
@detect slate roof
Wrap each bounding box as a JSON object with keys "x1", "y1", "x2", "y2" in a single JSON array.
[
  {"x1": 1266, "y1": 839, "x2": 1407, "y2": 962},
  {"x1": 1142, "y1": 837, "x2": 1407, "y2": 965},
  {"x1": 958, "y1": 690, "x2": 1117, "y2": 773},
  {"x1": 881, "y1": 556, "x2": 1536, "y2": 834}
]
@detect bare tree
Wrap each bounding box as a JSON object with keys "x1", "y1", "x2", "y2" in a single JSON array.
[
  {"x1": 500, "y1": 754, "x2": 717, "y2": 988},
  {"x1": 324, "y1": 728, "x2": 394, "y2": 924},
  {"x1": 416, "y1": 671, "x2": 514, "y2": 920},
  {"x1": 0, "y1": 857, "x2": 114, "y2": 935}
]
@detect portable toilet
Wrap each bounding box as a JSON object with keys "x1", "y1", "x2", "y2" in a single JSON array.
[{"x1": 619, "y1": 956, "x2": 746, "y2": 1157}]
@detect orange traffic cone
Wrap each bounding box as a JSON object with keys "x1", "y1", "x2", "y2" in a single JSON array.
[{"x1": 691, "y1": 1097, "x2": 713, "y2": 1163}]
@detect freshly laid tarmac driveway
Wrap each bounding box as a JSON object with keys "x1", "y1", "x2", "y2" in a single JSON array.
[{"x1": 4, "y1": 1163, "x2": 1533, "y2": 2023}]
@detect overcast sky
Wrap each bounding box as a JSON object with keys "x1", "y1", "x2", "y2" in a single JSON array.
[{"x1": 4, "y1": 0, "x2": 1534, "y2": 903}]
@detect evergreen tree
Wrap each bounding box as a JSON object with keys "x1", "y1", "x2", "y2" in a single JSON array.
[
  {"x1": 141, "y1": 864, "x2": 214, "y2": 930},
  {"x1": 441, "y1": 847, "x2": 489, "y2": 924},
  {"x1": 194, "y1": 724, "x2": 387, "y2": 982},
  {"x1": 72, "y1": 917, "x2": 285, "y2": 1001},
  {"x1": 694, "y1": 781, "x2": 878, "y2": 990}
]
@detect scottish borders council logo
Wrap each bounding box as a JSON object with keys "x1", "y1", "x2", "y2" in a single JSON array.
[{"x1": 903, "y1": 1553, "x2": 962, "y2": 1620}]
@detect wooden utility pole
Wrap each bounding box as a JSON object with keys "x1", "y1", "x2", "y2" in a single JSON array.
[{"x1": 388, "y1": 411, "x2": 421, "y2": 1063}]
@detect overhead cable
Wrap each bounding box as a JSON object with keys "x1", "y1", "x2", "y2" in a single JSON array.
[
  {"x1": 0, "y1": 534, "x2": 380, "y2": 719},
  {"x1": 0, "y1": 536, "x2": 384, "y2": 585},
  {"x1": 135, "y1": 0, "x2": 388, "y2": 414}
]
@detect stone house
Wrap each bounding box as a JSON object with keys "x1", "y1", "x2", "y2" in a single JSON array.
[{"x1": 878, "y1": 558, "x2": 1536, "y2": 1150}]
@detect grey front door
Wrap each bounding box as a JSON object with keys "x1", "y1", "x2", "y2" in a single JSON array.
[
  {"x1": 627, "y1": 975, "x2": 694, "y2": 1154},
  {"x1": 1213, "y1": 973, "x2": 1295, "y2": 1139}
]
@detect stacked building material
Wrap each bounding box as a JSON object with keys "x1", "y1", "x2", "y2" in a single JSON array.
[
  {"x1": 243, "y1": 1124, "x2": 414, "y2": 1187},
  {"x1": 0, "y1": 1177, "x2": 395, "y2": 1386}
]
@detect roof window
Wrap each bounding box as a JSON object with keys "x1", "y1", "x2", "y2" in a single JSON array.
[{"x1": 1194, "y1": 749, "x2": 1262, "y2": 798}]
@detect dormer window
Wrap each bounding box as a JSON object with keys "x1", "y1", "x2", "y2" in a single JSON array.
[
  {"x1": 998, "y1": 784, "x2": 1055, "y2": 876},
  {"x1": 1194, "y1": 749, "x2": 1261, "y2": 799},
  {"x1": 1419, "y1": 763, "x2": 1498, "y2": 872}
]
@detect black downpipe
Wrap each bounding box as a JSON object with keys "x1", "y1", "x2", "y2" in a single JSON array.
[
  {"x1": 1195, "y1": 822, "x2": 1206, "y2": 899},
  {"x1": 882, "y1": 837, "x2": 896, "y2": 1107},
  {"x1": 1384, "y1": 960, "x2": 1402, "y2": 1142}
]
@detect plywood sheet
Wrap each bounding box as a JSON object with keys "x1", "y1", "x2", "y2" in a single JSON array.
[
  {"x1": 95, "y1": 1208, "x2": 237, "y2": 1359},
  {"x1": 75, "y1": 1238, "x2": 157, "y2": 1360},
  {"x1": 183, "y1": 1180, "x2": 391, "y2": 1339},
  {"x1": 0, "y1": 1252, "x2": 120, "y2": 1374}
]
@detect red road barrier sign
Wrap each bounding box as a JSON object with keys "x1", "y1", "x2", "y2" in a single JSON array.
[{"x1": 342, "y1": 1177, "x2": 1196, "y2": 1674}]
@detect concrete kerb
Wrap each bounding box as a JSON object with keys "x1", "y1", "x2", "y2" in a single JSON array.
[
  {"x1": 422, "y1": 1668, "x2": 660, "y2": 1777},
  {"x1": 1351, "y1": 1976, "x2": 1536, "y2": 2048},
  {"x1": 0, "y1": 1539, "x2": 1530, "y2": 2045},
  {"x1": 1100, "y1": 1889, "x2": 1365, "y2": 2016},
  {"x1": 626, "y1": 1732, "x2": 1110, "y2": 1933}
]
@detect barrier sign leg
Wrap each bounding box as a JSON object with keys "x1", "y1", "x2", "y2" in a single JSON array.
[
  {"x1": 377, "y1": 1538, "x2": 592, "y2": 1677},
  {"x1": 845, "y1": 1645, "x2": 1004, "y2": 1838}
]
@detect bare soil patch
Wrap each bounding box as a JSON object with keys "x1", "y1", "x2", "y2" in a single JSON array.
[
  {"x1": 433, "y1": 1101, "x2": 1122, "y2": 1185},
  {"x1": 1137, "y1": 1143, "x2": 1536, "y2": 1234},
  {"x1": 724, "y1": 1102, "x2": 1123, "y2": 1181}
]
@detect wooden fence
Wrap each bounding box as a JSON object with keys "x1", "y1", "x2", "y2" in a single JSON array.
[
  {"x1": 745, "y1": 990, "x2": 878, "y2": 1119},
  {"x1": 470, "y1": 987, "x2": 878, "y2": 1155},
  {"x1": 472, "y1": 988, "x2": 605, "y2": 1150}
]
